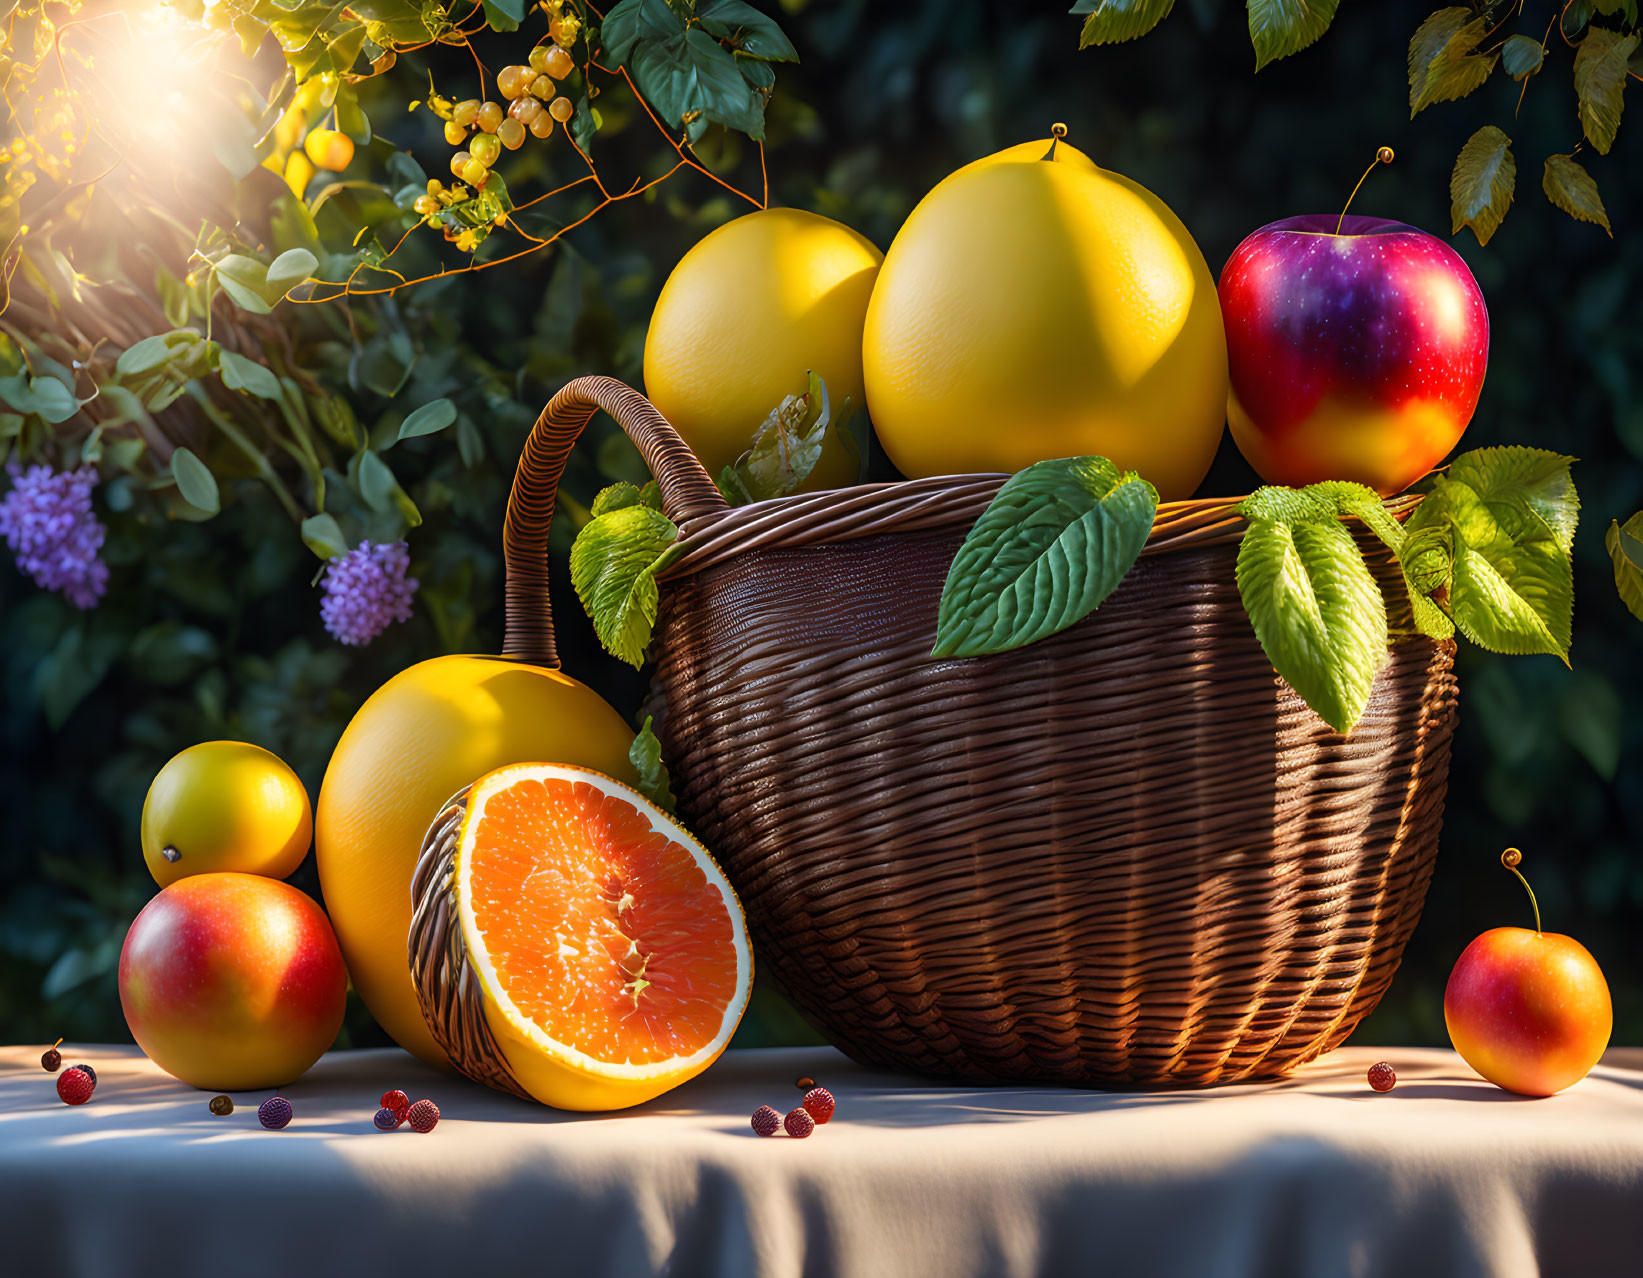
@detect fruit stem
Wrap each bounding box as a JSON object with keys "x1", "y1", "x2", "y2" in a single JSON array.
[
  {"x1": 1335, "y1": 146, "x2": 1395, "y2": 236},
  {"x1": 1501, "y1": 848, "x2": 1542, "y2": 934},
  {"x1": 1042, "y1": 122, "x2": 1068, "y2": 161}
]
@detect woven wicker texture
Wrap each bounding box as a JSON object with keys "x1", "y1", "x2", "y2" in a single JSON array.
[{"x1": 498, "y1": 376, "x2": 1459, "y2": 1088}]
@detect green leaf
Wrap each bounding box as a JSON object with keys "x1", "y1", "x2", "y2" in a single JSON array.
[
  {"x1": 1440, "y1": 447, "x2": 1580, "y2": 552},
  {"x1": 569, "y1": 504, "x2": 679, "y2": 667},
  {"x1": 394, "y1": 397, "x2": 457, "y2": 442},
  {"x1": 114, "y1": 335, "x2": 179, "y2": 377},
  {"x1": 697, "y1": 0, "x2": 799, "y2": 61},
  {"x1": 720, "y1": 371, "x2": 847, "y2": 503},
  {"x1": 1239, "y1": 485, "x2": 1336, "y2": 525},
  {"x1": 1448, "y1": 538, "x2": 1571, "y2": 657},
  {"x1": 591, "y1": 481, "x2": 646, "y2": 516},
  {"x1": 1072, "y1": 0, "x2": 1176, "y2": 48},
  {"x1": 1543, "y1": 153, "x2": 1612, "y2": 234},
  {"x1": 1501, "y1": 33, "x2": 1545, "y2": 79},
  {"x1": 301, "y1": 512, "x2": 349, "y2": 561},
  {"x1": 1450, "y1": 125, "x2": 1515, "y2": 246},
  {"x1": 628, "y1": 716, "x2": 677, "y2": 813},
  {"x1": 170, "y1": 446, "x2": 220, "y2": 515},
  {"x1": 0, "y1": 372, "x2": 82, "y2": 423},
  {"x1": 1236, "y1": 515, "x2": 1388, "y2": 733},
  {"x1": 218, "y1": 350, "x2": 284, "y2": 401},
  {"x1": 1605, "y1": 513, "x2": 1643, "y2": 622},
  {"x1": 1248, "y1": 0, "x2": 1340, "y2": 71},
  {"x1": 1573, "y1": 28, "x2": 1638, "y2": 154},
  {"x1": 1408, "y1": 9, "x2": 1495, "y2": 116},
  {"x1": 602, "y1": 0, "x2": 680, "y2": 68},
  {"x1": 481, "y1": 0, "x2": 523, "y2": 31},
  {"x1": 932, "y1": 457, "x2": 1158, "y2": 658},
  {"x1": 357, "y1": 449, "x2": 415, "y2": 524},
  {"x1": 1307, "y1": 481, "x2": 1407, "y2": 554},
  {"x1": 265, "y1": 247, "x2": 318, "y2": 297},
  {"x1": 628, "y1": 17, "x2": 768, "y2": 137}
]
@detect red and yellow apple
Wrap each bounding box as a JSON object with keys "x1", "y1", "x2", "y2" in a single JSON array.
[
  {"x1": 1444, "y1": 852, "x2": 1612, "y2": 1097},
  {"x1": 1218, "y1": 214, "x2": 1488, "y2": 494},
  {"x1": 119, "y1": 873, "x2": 347, "y2": 1090}
]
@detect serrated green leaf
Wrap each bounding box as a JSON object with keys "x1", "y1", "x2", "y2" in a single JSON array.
[
  {"x1": 1409, "y1": 592, "x2": 1457, "y2": 640},
  {"x1": 1310, "y1": 481, "x2": 1408, "y2": 554},
  {"x1": 301, "y1": 512, "x2": 349, "y2": 561},
  {"x1": 1606, "y1": 513, "x2": 1643, "y2": 622},
  {"x1": 591, "y1": 481, "x2": 646, "y2": 516},
  {"x1": 1450, "y1": 125, "x2": 1515, "y2": 246},
  {"x1": 1501, "y1": 33, "x2": 1545, "y2": 79},
  {"x1": 1408, "y1": 9, "x2": 1495, "y2": 116},
  {"x1": 1448, "y1": 538, "x2": 1570, "y2": 657},
  {"x1": 697, "y1": 0, "x2": 798, "y2": 61},
  {"x1": 1238, "y1": 485, "x2": 1336, "y2": 525},
  {"x1": 218, "y1": 350, "x2": 284, "y2": 401},
  {"x1": 1401, "y1": 524, "x2": 1455, "y2": 596},
  {"x1": 1573, "y1": 28, "x2": 1638, "y2": 154},
  {"x1": 933, "y1": 457, "x2": 1158, "y2": 658},
  {"x1": 395, "y1": 397, "x2": 456, "y2": 442},
  {"x1": 1073, "y1": 0, "x2": 1176, "y2": 48},
  {"x1": 1434, "y1": 446, "x2": 1580, "y2": 551},
  {"x1": 570, "y1": 504, "x2": 679, "y2": 667},
  {"x1": 1247, "y1": 0, "x2": 1339, "y2": 70},
  {"x1": 1543, "y1": 153, "x2": 1612, "y2": 234},
  {"x1": 639, "y1": 480, "x2": 662, "y2": 510},
  {"x1": 170, "y1": 446, "x2": 220, "y2": 515},
  {"x1": 629, "y1": 716, "x2": 677, "y2": 813},
  {"x1": 1236, "y1": 515, "x2": 1388, "y2": 733},
  {"x1": 266, "y1": 247, "x2": 319, "y2": 297}
]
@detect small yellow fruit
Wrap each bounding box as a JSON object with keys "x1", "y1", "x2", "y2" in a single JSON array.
[
  {"x1": 303, "y1": 128, "x2": 354, "y2": 172},
  {"x1": 453, "y1": 99, "x2": 481, "y2": 127},
  {"x1": 141, "y1": 742, "x2": 313, "y2": 888},
  {"x1": 316, "y1": 656, "x2": 638, "y2": 1067},
  {"x1": 548, "y1": 96, "x2": 574, "y2": 124},
  {"x1": 477, "y1": 101, "x2": 504, "y2": 133},
  {"x1": 443, "y1": 119, "x2": 467, "y2": 147},
  {"x1": 283, "y1": 150, "x2": 315, "y2": 197},
  {"x1": 498, "y1": 118, "x2": 526, "y2": 150},
  {"x1": 862, "y1": 137, "x2": 1227, "y2": 500},
  {"x1": 644, "y1": 207, "x2": 881, "y2": 488}
]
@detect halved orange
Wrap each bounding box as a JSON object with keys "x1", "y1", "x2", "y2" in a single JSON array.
[{"x1": 456, "y1": 762, "x2": 752, "y2": 1110}]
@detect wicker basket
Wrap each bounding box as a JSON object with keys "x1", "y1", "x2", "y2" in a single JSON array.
[{"x1": 498, "y1": 375, "x2": 1459, "y2": 1088}]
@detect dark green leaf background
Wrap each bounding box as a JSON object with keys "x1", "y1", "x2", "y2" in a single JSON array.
[{"x1": 5, "y1": 0, "x2": 1643, "y2": 1055}]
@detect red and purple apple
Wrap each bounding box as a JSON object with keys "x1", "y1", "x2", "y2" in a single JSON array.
[
  {"x1": 1218, "y1": 214, "x2": 1489, "y2": 494},
  {"x1": 119, "y1": 872, "x2": 347, "y2": 1090},
  {"x1": 1444, "y1": 852, "x2": 1612, "y2": 1097}
]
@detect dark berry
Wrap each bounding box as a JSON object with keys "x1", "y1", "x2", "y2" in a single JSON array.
[
  {"x1": 381, "y1": 1089, "x2": 410, "y2": 1116},
  {"x1": 751, "y1": 1105, "x2": 781, "y2": 1137},
  {"x1": 73, "y1": 1063, "x2": 96, "y2": 1086},
  {"x1": 802, "y1": 1087, "x2": 835, "y2": 1124},
  {"x1": 56, "y1": 1067, "x2": 94, "y2": 1105},
  {"x1": 374, "y1": 1107, "x2": 403, "y2": 1131},
  {"x1": 795, "y1": 1076, "x2": 815, "y2": 1090},
  {"x1": 407, "y1": 1099, "x2": 439, "y2": 1132},
  {"x1": 209, "y1": 1095, "x2": 234, "y2": 1116},
  {"x1": 41, "y1": 1047, "x2": 61, "y2": 1073},
  {"x1": 783, "y1": 1107, "x2": 814, "y2": 1139},
  {"x1": 258, "y1": 1097, "x2": 293, "y2": 1130},
  {"x1": 1367, "y1": 1062, "x2": 1396, "y2": 1093}
]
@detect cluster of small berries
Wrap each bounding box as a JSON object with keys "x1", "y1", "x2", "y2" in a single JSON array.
[
  {"x1": 49, "y1": 1045, "x2": 98, "y2": 1106},
  {"x1": 372, "y1": 1088, "x2": 439, "y2": 1132},
  {"x1": 418, "y1": 39, "x2": 578, "y2": 221},
  {"x1": 752, "y1": 1078, "x2": 835, "y2": 1139}
]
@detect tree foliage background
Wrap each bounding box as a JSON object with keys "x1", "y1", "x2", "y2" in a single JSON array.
[{"x1": 3, "y1": 0, "x2": 1642, "y2": 1056}]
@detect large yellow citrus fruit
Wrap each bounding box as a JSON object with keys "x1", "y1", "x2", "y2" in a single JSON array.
[
  {"x1": 416, "y1": 762, "x2": 752, "y2": 1110},
  {"x1": 141, "y1": 741, "x2": 312, "y2": 888},
  {"x1": 643, "y1": 207, "x2": 882, "y2": 491},
  {"x1": 316, "y1": 656, "x2": 637, "y2": 1067},
  {"x1": 862, "y1": 137, "x2": 1228, "y2": 501}
]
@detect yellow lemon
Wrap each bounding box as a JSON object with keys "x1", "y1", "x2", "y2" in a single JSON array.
[
  {"x1": 303, "y1": 128, "x2": 354, "y2": 172},
  {"x1": 643, "y1": 207, "x2": 882, "y2": 490},
  {"x1": 862, "y1": 136, "x2": 1228, "y2": 501},
  {"x1": 315, "y1": 656, "x2": 637, "y2": 1067},
  {"x1": 140, "y1": 741, "x2": 313, "y2": 888}
]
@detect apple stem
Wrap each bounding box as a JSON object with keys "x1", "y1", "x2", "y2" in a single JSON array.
[
  {"x1": 1042, "y1": 122, "x2": 1069, "y2": 162},
  {"x1": 1335, "y1": 146, "x2": 1396, "y2": 236},
  {"x1": 1501, "y1": 848, "x2": 1542, "y2": 934}
]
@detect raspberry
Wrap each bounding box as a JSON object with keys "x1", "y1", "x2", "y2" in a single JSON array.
[
  {"x1": 1367, "y1": 1061, "x2": 1397, "y2": 1093},
  {"x1": 41, "y1": 1042, "x2": 62, "y2": 1072},
  {"x1": 802, "y1": 1087, "x2": 835, "y2": 1124},
  {"x1": 56, "y1": 1067, "x2": 94, "y2": 1105},
  {"x1": 373, "y1": 1107, "x2": 403, "y2": 1131},
  {"x1": 783, "y1": 1108, "x2": 814, "y2": 1139},
  {"x1": 381, "y1": 1089, "x2": 410, "y2": 1116},
  {"x1": 209, "y1": 1095, "x2": 234, "y2": 1116},
  {"x1": 73, "y1": 1063, "x2": 97, "y2": 1086},
  {"x1": 258, "y1": 1097, "x2": 293, "y2": 1130},
  {"x1": 751, "y1": 1105, "x2": 781, "y2": 1137},
  {"x1": 407, "y1": 1099, "x2": 439, "y2": 1132}
]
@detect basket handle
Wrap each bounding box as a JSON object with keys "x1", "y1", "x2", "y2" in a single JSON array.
[{"x1": 502, "y1": 375, "x2": 728, "y2": 667}]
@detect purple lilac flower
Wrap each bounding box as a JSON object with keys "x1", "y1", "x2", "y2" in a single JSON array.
[
  {"x1": 0, "y1": 463, "x2": 109, "y2": 609},
  {"x1": 320, "y1": 539, "x2": 417, "y2": 646}
]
